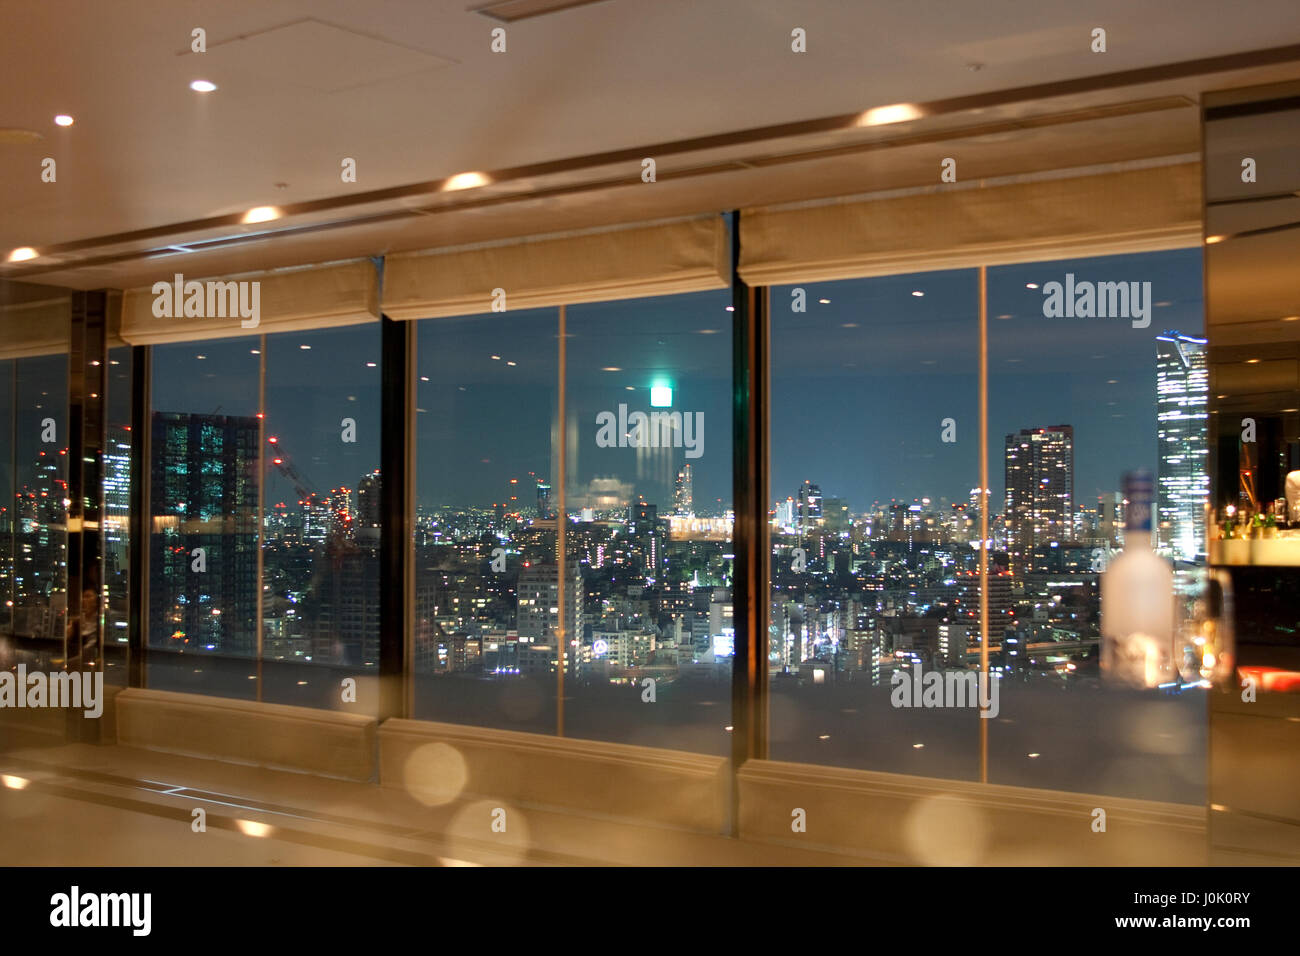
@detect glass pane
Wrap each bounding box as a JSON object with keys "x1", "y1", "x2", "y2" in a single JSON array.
[
  {"x1": 260, "y1": 324, "x2": 380, "y2": 713},
  {"x1": 414, "y1": 308, "x2": 560, "y2": 735},
  {"x1": 12, "y1": 354, "x2": 69, "y2": 653},
  {"x1": 769, "y1": 272, "x2": 980, "y2": 778},
  {"x1": 564, "y1": 290, "x2": 733, "y2": 753},
  {"x1": 148, "y1": 338, "x2": 261, "y2": 697},
  {"x1": 987, "y1": 249, "x2": 1206, "y2": 802}
]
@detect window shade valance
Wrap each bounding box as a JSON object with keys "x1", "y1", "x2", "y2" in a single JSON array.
[
  {"x1": 381, "y1": 215, "x2": 729, "y2": 320},
  {"x1": 120, "y1": 259, "x2": 379, "y2": 345},
  {"x1": 738, "y1": 163, "x2": 1202, "y2": 285},
  {"x1": 0, "y1": 297, "x2": 71, "y2": 359}
]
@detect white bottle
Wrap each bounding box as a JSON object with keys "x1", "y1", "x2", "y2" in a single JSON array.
[{"x1": 1101, "y1": 470, "x2": 1176, "y2": 687}]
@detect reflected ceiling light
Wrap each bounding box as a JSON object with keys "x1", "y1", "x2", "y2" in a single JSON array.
[
  {"x1": 857, "y1": 103, "x2": 924, "y2": 126},
  {"x1": 299, "y1": 344, "x2": 311, "y2": 350},
  {"x1": 841, "y1": 322, "x2": 858, "y2": 328},
  {"x1": 1245, "y1": 358, "x2": 1261, "y2": 364},
  {"x1": 491, "y1": 354, "x2": 501, "y2": 360},
  {"x1": 0, "y1": 128, "x2": 43, "y2": 144},
  {"x1": 235, "y1": 819, "x2": 273, "y2": 838},
  {"x1": 1, "y1": 775, "x2": 30, "y2": 790},
  {"x1": 366, "y1": 361, "x2": 377, "y2": 368},
  {"x1": 1205, "y1": 234, "x2": 1226, "y2": 244},
  {"x1": 443, "y1": 171, "x2": 491, "y2": 191},
  {"x1": 819, "y1": 298, "x2": 830, "y2": 304},
  {"x1": 6, "y1": 246, "x2": 38, "y2": 262},
  {"x1": 242, "y1": 206, "x2": 280, "y2": 224},
  {"x1": 601, "y1": 366, "x2": 621, "y2": 372},
  {"x1": 506, "y1": 360, "x2": 516, "y2": 366},
  {"x1": 911, "y1": 290, "x2": 924, "y2": 297},
  {"x1": 1283, "y1": 316, "x2": 1300, "y2": 322},
  {"x1": 53, "y1": 114, "x2": 74, "y2": 127},
  {"x1": 1025, "y1": 283, "x2": 1039, "y2": 289},
  {"x1": 650, "y1": 384, "x2": 672, "y2": 407},
  {"x1": 190, "y1": 79, "x2": 217, "y2": 92}
]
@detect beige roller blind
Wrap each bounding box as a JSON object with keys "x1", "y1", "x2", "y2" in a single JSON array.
[
  {"x1": 0, "y1": 297, "x2": 71, "y2": 359},
  {"x1": 120, "y1": 259, "x2": 379, "y2": 345},
  {"x1": 381, "y1": 215, "x2": 729, "y2": 320},
  {"x1": 739, "y1": 163, "x2": 1202, "y2": 285}
]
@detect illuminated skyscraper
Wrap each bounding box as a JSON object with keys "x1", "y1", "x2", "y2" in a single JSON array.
[
  {"x1": 797, "y1": 480, "x2": 822, "y2": 531},
  {"x1": 673, "y1": 463, "x2": 694, "y2": 516},
  {"x1": 1155, "y1": 332, "x2": 1209, "y2": 562},
  {"x1": 1004, "y1": 425, "x2": 1075, "y2": 570},
  {"x1": 149, "y1": 411, "x2": 259, "y2": 655}
]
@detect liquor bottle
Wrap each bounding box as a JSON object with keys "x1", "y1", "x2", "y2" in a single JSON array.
[{"x1": 1101, "y1": 470, "x2": 1176, "y2": 687}]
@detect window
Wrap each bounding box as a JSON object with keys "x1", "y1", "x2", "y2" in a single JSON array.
[
  {"x1": 412, "y1": 290, "x2": 734, "y2": 752},
  {"x1": 765, "y1": 251, "x2": 1207, "y2": 802}
]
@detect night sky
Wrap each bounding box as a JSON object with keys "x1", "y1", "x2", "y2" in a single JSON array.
[{"x1": 146, "y1": 247, "x2": 1202, "y2": 518}]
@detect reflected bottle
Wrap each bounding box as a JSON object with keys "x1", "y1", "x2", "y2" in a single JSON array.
[{"x1": 1101, "y1": 470, "x2": 1175, "y2": 687}]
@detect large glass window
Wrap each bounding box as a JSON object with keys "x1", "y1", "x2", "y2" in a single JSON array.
[
  {"x1": 412, "y1": 291, "x2": 733, "y2": 752},
  {"x1": 149, "y1": 338, "x2": 261, "y2": 697},
  {"x1": 414, "y1": 307, "x2": 561, "y2": 735},
  {"x1": 8, "y1": 354, "x2": 69, "y2": 653},
  {"x1": 769, "y1": 272, "x2": 981, "y2": 778},
  {"x1": 766, "y1": 251, "x2": 1207, "y2": 803},
  {"x1": 148, "y1": 326, "x2": 381, "y2": 711},
  {"x1": 564, "y1": 290, "x2": 733, "y2": 753},
  {"x1": 987, "y1": 249, "x2": 1206, "y2": 802}
]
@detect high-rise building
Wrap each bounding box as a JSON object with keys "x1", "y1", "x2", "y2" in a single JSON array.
[
  {"x1": 536, "y1": 481, "x2": 552, "y2": 519},
  {"x1": 149, "y1": 411, "x2": 260, "y2": 656},
  {"x1": 673, "y1": 463, "x2": 693, "y2": 516},
  {"x1": 516, "y1": 563, "x2": 584, "y2": 669},
  {"x1": 797, "y1": 480, "x2": 822, "y2": 531},
  {"x1": 1004, "y1": 425, "x2": 1075, "y2": 570},
  {"x1": 1155, "y1": 332, "x2": 1209, "y2": 562}
]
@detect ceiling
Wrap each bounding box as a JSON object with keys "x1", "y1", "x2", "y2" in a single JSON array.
[{"x1": 3, "y1": 0, "x2": 1300, "y2": 290}]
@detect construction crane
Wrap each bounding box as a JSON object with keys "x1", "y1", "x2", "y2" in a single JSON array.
[{"x1": 266, "y1": 435, "x2": 357, "y2": 559}]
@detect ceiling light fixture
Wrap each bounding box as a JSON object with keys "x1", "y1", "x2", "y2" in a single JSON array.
[
  {"x1": 54, "y1": 114, "x2": 74, "y2": 127},
  {"x1": 857, "y1": 103, "x2": 924, "y2": 127},
  {"x1": 242, "y1": 206, "x2": 281, "y2": 224},
  {"x1": 6, "y1": 247, "x2": 38, "y2": 263},
  {"x1": 190, "y1": 79, "x2": 217, "y2": 93}
]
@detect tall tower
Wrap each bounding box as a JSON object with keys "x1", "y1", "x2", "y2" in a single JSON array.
[
  {"x1": 673, "y1": 463, "x2": 694, "y2": 516},
  {"x1": 1004, "y1": 425, "x2": 1075, "y2": 570},
  {"x1": 1156, "y1": 332, "x2": 1209, "y2": 562}
]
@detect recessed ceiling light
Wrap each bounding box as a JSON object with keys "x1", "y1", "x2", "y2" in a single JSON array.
[
  {"x1": 911, "y1": 290, "x2": 924, "y2": 297},
  {"x1": 1205, "y1": 234, "x2": 1226, "y2": 244},
  {"x1": 841, "y1": 322, "x2": 858, "y2": 328},
  {"x1": 6, "y1": 247, "x2": 38, "y2": 262},
  {"x1": 190, "y1": 79, "x2": 217, "y2": 93},
  {"x1": 1026, "y1": 283, "x2": 1039, "y2": 290},
  {"x1": 1245, "y1": 358, "x2": 1261, "y2": 364},
  {"x1": 53, "y1": 114, "x2": 74, "y2": 127},
  {"x1": 601, "y1": 367, "x2": 621, "y2": 372},
  {"x1": 491, "y1": 354, "x2": 501, "y2": 360},
  {"x1": 725, "y1": 305, "x2": 735, "y2": 312},
  {"x1": 443, "y1": 171, "x2": 490, "y2": 191},
  {"x1": 818, "y1": 298, "x2": 830, "y2": 304},
  {"x1": 858, "y1": 103, "x2": 923, "y2": 127},
  {"x1": 242, "y1": 206, "x2": 280, "y2": 224},
  {"x1": 299, "y1": 344, "x2": 311, "y2": 350},
  {"x1": 1283, "y1": 316, "x2": 1299, "y2": 322}
]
